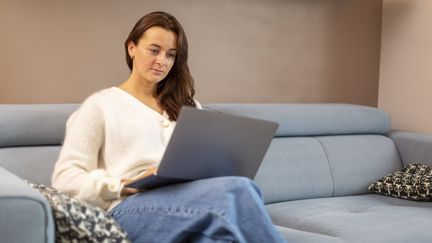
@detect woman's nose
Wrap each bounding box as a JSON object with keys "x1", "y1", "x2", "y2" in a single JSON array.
[{"x1": 156, "y1": 53, "x2": 167, "y2": 66}]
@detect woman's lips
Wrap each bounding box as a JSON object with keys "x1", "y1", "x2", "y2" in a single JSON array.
[{"x1": 151, "y1": 68, "x2": 164, "y2": 75}]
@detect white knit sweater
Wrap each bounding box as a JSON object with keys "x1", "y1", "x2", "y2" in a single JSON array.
[{"x1": 52, "y1": 87, "x2": 201, "y2": 211}]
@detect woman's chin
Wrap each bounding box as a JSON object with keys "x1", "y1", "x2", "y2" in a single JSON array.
[{"x1": 139, "y1": 75, "x2": 165, "y2": 84}]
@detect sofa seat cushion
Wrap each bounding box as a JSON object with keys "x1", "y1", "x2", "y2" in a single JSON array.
[{"x1": 267, "y1": 194, "x2": 432, "y2": 243}]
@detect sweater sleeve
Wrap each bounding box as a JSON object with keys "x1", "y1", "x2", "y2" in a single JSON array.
[{"x1": 52, "y1": 95, "x2": 122, "y2": 210}]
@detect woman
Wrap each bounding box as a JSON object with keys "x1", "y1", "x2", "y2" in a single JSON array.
[{"x1": 52, "y1": 11, "x2": 285, "y2": 243}]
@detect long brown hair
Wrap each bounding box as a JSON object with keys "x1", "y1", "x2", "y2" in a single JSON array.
[{"x1": 125, "y1": 11, "x2": 196, "y2": 120}]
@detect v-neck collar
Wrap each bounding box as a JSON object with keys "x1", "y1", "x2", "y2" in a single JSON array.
[{"x1": 111, "y1": 87, "x2": 169, "y2": 119}]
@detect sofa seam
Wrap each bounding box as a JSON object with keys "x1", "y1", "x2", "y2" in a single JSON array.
[
  {"x1": 313, "y1": 137, "x2": 335, "y2": 197},
  {"x1": 0, "y1": 196, "x2": 52, "y2": 243},
  {"x1": 385, "y1": 133, "x2": 406, "y2": 168}
]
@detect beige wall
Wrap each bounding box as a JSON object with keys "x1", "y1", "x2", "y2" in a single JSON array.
[
  {"x1": 0, "y1": 0, "x2": 382, "y2": 105},
  {"x1": 378, "y1": 0, "x2": 432, "y2": 133}
]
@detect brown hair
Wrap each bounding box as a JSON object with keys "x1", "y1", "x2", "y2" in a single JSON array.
[{"x1": 125, "y1": 11, "x2": 196, "y2": 120}]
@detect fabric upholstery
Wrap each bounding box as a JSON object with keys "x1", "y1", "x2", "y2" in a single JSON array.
[
  {"x1": 0, "y1": 146, "x2": 61, "y2": 185},
  {"x1": 254, "y1": 137, "x2": 334, "y2": 204},
  {"x1": 255, "y1": 135, "x2": 402, "y2": 203},
  {"x1": 267, "y1": 194, "x2": 432, "y2": 243},
  {"x1": 0, "y1": 167, "x2": 54, "y2": 243},
  {"x1": 316, "y1": 135, "x2": 402, "y2": 196},
  {"x1": 388, "y1": 131, "x2": 432, "y2": 168},
  {"x1": 274, "y1": 225, "x2": 344, "y2": 243},
  {"x1": 0, "y1": 104, "x2": 78, "y2": 147},
  {"x1": 205, "y1": 104, "x2": 390, "y2": 137}
]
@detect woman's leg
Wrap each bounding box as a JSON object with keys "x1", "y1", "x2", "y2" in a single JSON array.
[{"x1": 109, "y1": 176, "x2": 285, "y2": 243}]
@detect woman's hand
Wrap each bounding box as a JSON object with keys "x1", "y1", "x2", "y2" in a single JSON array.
[
  {"x1": 120, "y1": 184, "x2": 140, "y2": 196},
  {"x1": 120, "y1": 166, "x2": 158, "y2": 196}
]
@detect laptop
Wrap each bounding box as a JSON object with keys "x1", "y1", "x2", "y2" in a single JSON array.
[{"x1": 125, "y1": 106, "x2": 278, "y2": 190}]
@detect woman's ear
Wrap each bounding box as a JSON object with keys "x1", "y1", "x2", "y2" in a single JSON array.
[{"x1": 128, "y1": 41, "x2": 136, "y2": 58}]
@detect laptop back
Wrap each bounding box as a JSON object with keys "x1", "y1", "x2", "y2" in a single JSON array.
[{"x1": 157, "y1": 106, "x2": 278, "y2": 180}]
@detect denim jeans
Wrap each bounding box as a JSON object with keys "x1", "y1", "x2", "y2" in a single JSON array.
[{"x1": 109, "y1": 176, "x2": 286, "y2": 243}]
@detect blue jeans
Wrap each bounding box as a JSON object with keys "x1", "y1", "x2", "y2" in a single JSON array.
[{"x1": 109, "y1": 176, "x2": 286, "y2": 243}]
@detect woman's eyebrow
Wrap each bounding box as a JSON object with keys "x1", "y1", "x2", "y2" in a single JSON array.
[{"x1": 149, "y1": 43, "x2": 176, "y2": 51}]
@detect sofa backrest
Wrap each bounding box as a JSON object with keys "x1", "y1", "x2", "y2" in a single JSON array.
[
  {"x1": 0, "y1": 104, "x2": 79, "y2": 185},
  {"x1": 0, "y1": 103, "x2": 403, "y2": 205},
  {"x1": 206, "y1": 104, "x2": 403, "y2": 204}
]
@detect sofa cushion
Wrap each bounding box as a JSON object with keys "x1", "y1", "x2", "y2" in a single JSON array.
[
  {"x1": 388, "y1": 131, "x2": 432, "y2": 168},
  {"x1": 368, "y1": 163, "x2": 432, "y2": 201},
  {"x1": 0, "y1": 167, "x2": 54, "y2": 243},
  {"x1": 254, "y1": 137, "x2": 334, "y2": 204},
  {"x1": 255, "y1": 135, "x2": 402, "y2": 204},
  {"x1": 274, "y1": 225, "x2": 344, "y2": 243},
  {"x1": 316, "y1": 135, "x2": 402, "y2": 197},
  {"x1": 0, "y1": 104, "x2": 78, "y2": 147},
  {"x1": 267, "y1": 194, "x2": 432, "y2": 243},
  {"x1": 205, "y1": 104, "x2": 390, "y2": 137},
  {"x1": 0, "y1": 146, "x2": 61, "y2": 185},
  {"x1": 27, "y1": 182, "x2": 130, "y2": 243}
]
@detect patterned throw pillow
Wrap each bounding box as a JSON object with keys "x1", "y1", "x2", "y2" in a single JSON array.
[
  {"x1": 368, "y1": 163, "x2": 432, "y2": 201},
  {"x1": 26, "y1": 182, "x2": 130, "y2": 243}
]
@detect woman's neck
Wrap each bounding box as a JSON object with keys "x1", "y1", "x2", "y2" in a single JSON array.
[
  {"x1": 121, "y1": 74, "x2": 156, "y2": 98},
  {"x1": 118, "y1": 77, "x2": 163, "y2": 114}
]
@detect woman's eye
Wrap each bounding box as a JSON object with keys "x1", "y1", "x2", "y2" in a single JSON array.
[
  {"x1": 148, "y1": 49, "x2": 159, "y2": 55},
  {"x1": 167, "y1": 53, "x2": 176, "y2": 59}
]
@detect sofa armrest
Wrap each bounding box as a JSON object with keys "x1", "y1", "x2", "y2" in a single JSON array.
[
  {"x1": 387, "y1": 130, "x2": 432, "y2": 167},
  {"x1": 0, "y1": 167, "x2": 54, "y2": 243}
]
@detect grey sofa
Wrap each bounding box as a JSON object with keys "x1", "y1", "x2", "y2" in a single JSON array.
[{"x1": 1, "y1": 103, "x2": 432, "y2": 243}]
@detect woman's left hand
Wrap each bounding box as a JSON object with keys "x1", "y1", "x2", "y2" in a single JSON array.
[{"x1": 120, "y1": 179, "x2": 141, "y2": 196}]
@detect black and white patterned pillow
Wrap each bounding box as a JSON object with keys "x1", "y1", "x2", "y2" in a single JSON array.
[
  {"x1": 26, "y1": 182, "x2": 130, "y2": 243},
  {"x1": 368, "y1": 163, "x2": 432, "y2": 201}
]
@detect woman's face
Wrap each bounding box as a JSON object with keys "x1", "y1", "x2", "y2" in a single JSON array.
[{"x1": 128, "y1": 26, "x2": 177, "y2": 85}]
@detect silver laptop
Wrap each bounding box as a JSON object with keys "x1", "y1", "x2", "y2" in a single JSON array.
[{"x1": 125, "y1": 106, "x2": 278, "y2": 189}]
